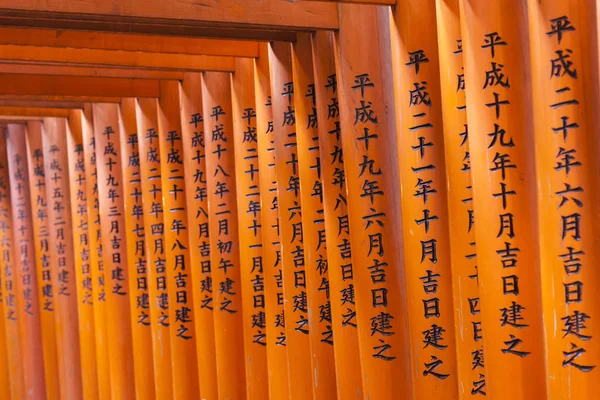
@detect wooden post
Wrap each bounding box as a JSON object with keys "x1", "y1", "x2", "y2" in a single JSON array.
[
  {"x1": 528, "y1": 1, "x2": 600, "y2": 396},
  {"x1": 178, "y1": 73, "x2": 219, "y2": 399},
  {"x1": 459, "y1": 0, "x2": 548, "y2": 397},
  {"x1": 24, "y1": 120, "x2": 60, "y2": 400},
  {"x1": 201, "y1": 71, "x2": 247, "y2": 399},
  {"x1": 42, "y1": 117, "x2": 84, "y2": 400},
  {"x1": 65, "y1": 111, "x2": 100, "y2": 400},
  {"x1": 311, "y1": 30, "x2": 363, "y2": 399},
  {"x1": 291, "y1": 32, "x2": 338, "y2": 399},
  {"x1": 92, "y1": 104, "x2": 136, "y2": 400},
  {"x1": 156, "y1": 80, "x2": 201, "y2": 400},
  {"x1": 118, "y1": 98, "x2": 156, "y2": 399},
  {"x1": 334, "y1": 4, "x2": 413, "y2": 398},
  {"x1": 269, "y1": 41, "x2": 313, "y2": 399},
  {"x1": 434, "y1": 0, "x2": 485, "y2": 396},
  {"x1": 254, "y1": 43, "x2": 290, "y2": 400},
  {"x1": 231, "y1": 57, "x2": 269, "y2": 398},
  {"x1": 81, "y1": 105, "x2": 112, "y2": 400},
  {"x1": 6, "y1": 124, "x2": 46, "y2": 399}
]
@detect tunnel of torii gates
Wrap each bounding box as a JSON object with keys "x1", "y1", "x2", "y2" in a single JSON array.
[{"x1": 0, "y1": 0, "x2": 597, "y2": 399}]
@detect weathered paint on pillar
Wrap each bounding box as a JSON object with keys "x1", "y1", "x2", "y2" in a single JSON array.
[
  {"x1": 292, "y1": 32, "x2": 338, "y2": 399},
  {"x1": 254, "y1": 42, "x2": 290, "y2": 400},
  {"x1": 528, "y1": 1, "x2": 600, "y2": 397},
  {"x1": 6, "y1": 124, "x2": 47, "y2": 399},
  {"x1": 434, "y1": 0, "x2": 485, "y2": 396},
  {"x1": 118, "y1": 98, "x2": 156, "y2": 400},
  {"x1": 157, "y1": 80, "x2": 201, "y2": 400},
  {"x1": 269, "y1": 41, "x2": 313, "y2": 400},
  {"x1": 231, "y1": 57, "x2": 269, "y2": 399},
  {"x1": 25, "y1": 120, "x2": 60, "y2": 400},
  {"x1": 459, "y1": 0, "x2": 548, "y2": 397},
  {"x1": 201, "y1": 71, "x2": 247, "y2": 400},
  {"x1": 311, "y1": 30, "x2": 363, "y2": 399},
  {"x1": 42, "y1": 117, "x2": 85, "y2": 400},
  {"x1": 179, "y1": 72, "x2": 219, "y2": 400},
  {"x1": 65, "y1": 112, "x2": 100, "y2": 400},
  {"x1": 92, "y1": 104, "x2": 136, "y2": 400},
  {"x1": 335, "y1": 3, "x2": 413, "y2": 398}
]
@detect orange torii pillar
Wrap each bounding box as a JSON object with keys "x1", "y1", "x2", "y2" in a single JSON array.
[
  {"x1": 135, "y1": 97, "x2": 175, "y2": 399},
  {"x1": 81, "y1": 105, "x2": 112, "y2": 400},
  {"x1": 390, "y1": 0, "x2": 459, "y2": 396},
  {"x1": 528, "y1": 2, "x2": 600, "y2": 396},
  {"x1": 66, "y1": 110, "x2": 100, "y2": 400},
  {"x1": 292, "y1": 32, "x2": 338, "y2": 399},
  {"x1": 92, "y1": 104, "x2": 136, "y2": 400},
  {"x1": 0, "y1": 129, "x2": 24, "y2": 400},
  {"x1": 201, "y1": 71, "x2": 247, "y2": 399},
  {"x1": 311, "y1": 30, "x2": 363, "y2": 398},
  {"x1": 156, "y1": 81, "x2": 201, "y2": 399},
  {"x1": 334, "y1": 4, "x2": 412, "y2": 398},
  {"x1": 231, "y1": 58, "x2": 269, "y2": 398},
  {"x1": 6, "y1": 124, "x2": 46, "y2": 399},
  {"x1": 41, "y1": 117, "x2": 84, "y2": 400},
  {"x1": 254, "y1": 42, "x2": 290, "y2": 400},
  {"x1": 459, "y1": 0, "x2": 548, "y2": 397},
  {"x1": 269, "y1": 41, "x2": 313, "y2": 399},
  {"x1": 434, "y1": 0, "x2": 485, "y2": 396},
  {"x1": 179, "y1": 72, "x2": 218, "y2": 399},
  {"x1": 118, "y1": 98, "x2": 156, "y2": 399},
  {"x1": 24, "y1": 121, "x2": 60, "y2": 400}
]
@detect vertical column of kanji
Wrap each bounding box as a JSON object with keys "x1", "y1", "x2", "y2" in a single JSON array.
[
  {"x1": 118, "y1": 98, "x2": 156, "y2": 399},
  {"x1": 91, "y1": 104, "x2": 136, "y2": 400},
  {"x1": 41, "y1": 117, "x2": 84, "y2": 400},
  {"x1": 0, "y1": 128, "x2": 24, "y2": 400},
  {"x1": 334, "y1": 4, "x2": 412, "y2": 398},
  {"x1": 291, "y1": 32, "x2": 337, "y2": 399},
  {"x1": 254, "y1": 43, "x2": 290, "y2": 400},
  {"x1": 5, "y1": 124, "x2": 46, "y2": 399},
  {"x1": 389, "y1": 1, "x2": 459, "y2": 395},
  {"x1": 231, "y1": 58, "x2": 269, "y2": 398},
  {"x1": 458, "y1": 1, "x2": 548, "y2": 397},
  {"x1": 81, "y1": 105, "x2": 112, "y2": 400},
  {"x1": 269, "y1": 41, "x2": 313, "y2": 399},
  {"x1": 434, "y1": 0, "x2": 485, "y2": 396},
  {"x1": 156, "y1": 81, "x2": 201, "y2": 399},
  {"x1": 178, "y1": 73, "x2": 218, "y2": 399},
  {"x1": 201, "y1": 71, "x2": 246, "y2": 399},
  {"x1": 311, "y1": 30, "x2": 363, "y2": 398},
  {"x1": 528, "y1": 2, "x2": 600, "y2": 395},
  {"x1": 24, "y1": 120, "x2": 60, "y2": 400},
  {"x1": 65, "y1": 111, "x2": 99, "y2": 400}
]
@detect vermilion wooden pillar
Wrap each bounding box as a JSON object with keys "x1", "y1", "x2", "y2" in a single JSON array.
[
  {"x1": 65, "y1": 112, "x2": 100, "y2": 400},
  {"x1": 178, "y1": 72, "x2": 219, "y2": 400},
  {"x1": 231, "y1": 57, "x2": 269, "y2": 399},
  {"x1": 269, "y1": 41, "x2": 313, "y2": 399},
  {"x1": 135, "y1": 97, "x2": 175, "y2": 400},
  {"x1": 92, "y1": 104, "x2": 136, "y2": 400},
  {"x1": 42, "y1": 117, "x2": 84, "y2": 400},
  {"x1": 157, "y1": 81, "x2": 201, "y2": 400},
  {"x1": 334, "y1": 4, "x2": 413, "y2": 398},
  {"x1": 118, "y1": 98, "x2": 156, "y2": 399},
  {"x1": 81, "y1": 105, "x2": 112, "y2": 400},
  {"x1": 201, "y1": 71, "x2": 246, "y2": 400},
  {"x1": 528, "y1": 1, "x2": 600, "y2": 397},
  {"x1": 434, "y1": 0, "x2": 485, "y2": 396},
  {"x1": 25, "y1": 121, "x2": 60, "y2": 400},
  {"x1": 311, "y1": 30, "x2": 363, "y2": 398},
  {"x1": 459, "y1": 0, "x2": 548, "y2": 397},
  {"x1": 254, "y1": 42, "x2": 290, "y2": 400},
  {"x1": 6, "y1": 124, "x2": 47, "y2": 399}
]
